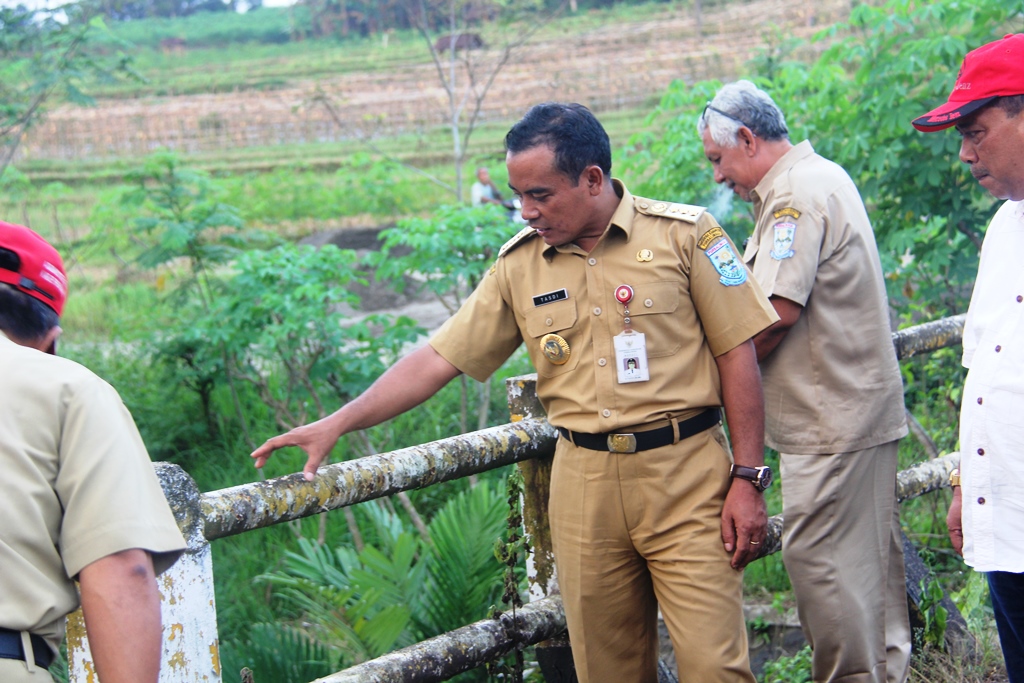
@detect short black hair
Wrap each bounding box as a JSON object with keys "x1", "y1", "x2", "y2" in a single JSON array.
[
  {"x1": 0, "y1": 282, "x2": 59, "y2": 342},
  {"x1": 504, "y1": 102, "x2": 611, "y2": 185},
  {"x1": 995, "y1": 94, "x2": 1024, "y2": 118}
]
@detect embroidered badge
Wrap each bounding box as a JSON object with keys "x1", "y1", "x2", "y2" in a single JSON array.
[
  {"x1": 697, "y1": 226, "x2": 725, "y2": 251},
  {"x1": 770, "y1": 221, "x2": 796, "y2": 260},
  {"x1": 773, "y1": 207, "x2": 801, "y2": 220},
  {"x1": 705, "y1": 238, "x2": 747, "y2": 286}
]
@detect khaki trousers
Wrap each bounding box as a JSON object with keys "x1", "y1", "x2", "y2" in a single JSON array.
[
  {"x1": 0, "y1": 655, "x2": 54, "y2": 682},
  {"x1": 780, "y1": 441, "x2": 912, "y2": 683},
  {"x1": 549, "y1": 425, "x2": 755, "y2": 683}
]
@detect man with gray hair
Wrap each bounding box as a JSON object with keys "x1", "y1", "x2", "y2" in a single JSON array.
[{"x1": 698, "y1": 80, "x2": 912, "y2": 683}]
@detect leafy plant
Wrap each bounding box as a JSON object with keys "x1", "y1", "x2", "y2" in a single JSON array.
[
  {"x1": 119, "y1": 150, "x2": 255, "y2": 305},
  {"x1": 761, "y1": 645, "x2": 812, "y2": 683},
  {"x1": 260, "y1": 479, "x2": 512, "y2": 674},
  {"x1": 918, "y1": 576, "x2": 949, "y2": 650},
  {"x1": 369, "y1": 202, "x2": 517, "y2": 433},
  {"x1": 224, "y1": 622, "x2": 338, "y2": 683},
  {"x1": 1, "y1": 8, "x2": 134, "y2": 177}
]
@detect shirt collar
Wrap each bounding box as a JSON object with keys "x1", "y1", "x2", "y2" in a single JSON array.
[{"x1": 752, "y1": 139, "x2": 814, "y2": 207}]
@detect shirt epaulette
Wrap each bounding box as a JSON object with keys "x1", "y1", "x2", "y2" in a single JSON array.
[
  {"x1": 498, "y1": 226, "x2": 538, "y2": 258},
  {"x1": 634, "y1": 198, "x2": 706, "y2": 223}
]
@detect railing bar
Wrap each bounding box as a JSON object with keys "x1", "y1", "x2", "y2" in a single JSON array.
[
  {"x1": 892, "y1": 314, "x2": 966, "y2": 360},
  {"x1": 201, "y1": 419, "x2": 557, "y2": 540},
  {"x1": 311, "y1": 596, "x2": 566, "y2": 683}
]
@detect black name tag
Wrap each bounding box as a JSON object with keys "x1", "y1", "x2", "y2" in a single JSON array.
[{"x1": 533, "y1": 288, "x2": 568, "y2": 307}]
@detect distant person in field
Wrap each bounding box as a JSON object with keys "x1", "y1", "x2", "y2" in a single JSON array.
[
  {"x1": 699, "y1": 80, "x2": 911, "y2": 683},
  {"x1": 470, "y1": 166, "x2": 505, "y2": 207},
  {"x1": 913, "y1": 33, "x2": 1024, "y2": 683},
  {"x1": 252, "y1": 101, "x2": 779, "y2": 682},
  {"x1": 0, "y1": 221, "x2": 186, "y2": 683}
]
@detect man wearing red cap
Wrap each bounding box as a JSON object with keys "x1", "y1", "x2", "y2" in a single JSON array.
[
  {"x1": 0, "y1": 221, "x2": 186, "y2": 683},
  {"x1": 914, "y1": 33, "x2": 1024, "y2": 683}
]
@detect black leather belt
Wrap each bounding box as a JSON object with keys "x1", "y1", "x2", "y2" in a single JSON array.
[
  {"x1": 0, "y1": 627, "x2": 54, "y2": 669},
  {"x1": 558, "y1": 408, "x2": 721, "y2": 453}
]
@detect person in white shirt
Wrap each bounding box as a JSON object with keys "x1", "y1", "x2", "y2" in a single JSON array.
[
  {"x1": 913, "y1": 33, "x2": 1024, "y2": 682},
  {"x1": 470, "y1": 167, "x2": 504, "y2": 207}
]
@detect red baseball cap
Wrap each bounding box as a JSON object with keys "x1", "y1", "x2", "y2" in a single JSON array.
[
  {"x1": 913, "y1": 34, "x2": 1024, "y2": 132},
  {"x1": 0, "y1": 221, "x2": 68, "y2": 316}
]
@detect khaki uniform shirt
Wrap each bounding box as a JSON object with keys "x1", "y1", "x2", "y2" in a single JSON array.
[
  {"x1": 0, "y1": 331, "x2": 186, "y2": 652},
  {"x1": 746, "y1": 141, "x2": 908, "y2": 454},
  {"x1": 431, "y1": 181, "x2": 778, "y2": 432}
]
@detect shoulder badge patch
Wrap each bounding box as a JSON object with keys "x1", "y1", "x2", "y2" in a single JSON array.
[
  {"x1": 635, "y1": 198, "x2": 706, "y2": 223},
  {"x1": 697, "y1": 226, "x2": 725, "y2": 251},
  {"x1": 705, "y1": 238, "x2": 748, "y2": 286},
  {"x1": 772, "y1": 207, "x2": 801, "y2": 220},
  {"x1": 770, "y1": 221, "x2": 796, "y2": 260},
  {"x1": 498, "y1": 226, "x2": 538, "y2": 258}
]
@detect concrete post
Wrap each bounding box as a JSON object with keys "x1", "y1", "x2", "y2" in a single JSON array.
[
  {"x1": 506, "y1": 374, "x2": 575, "y2": 681},
  {"x1": 67, "y1": 463, "x2": 221, "y2": 683}
]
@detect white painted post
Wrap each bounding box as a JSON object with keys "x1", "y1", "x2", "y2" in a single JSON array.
[{"x1": 67, "y1": 463, "x2": 222, "y2": 683}]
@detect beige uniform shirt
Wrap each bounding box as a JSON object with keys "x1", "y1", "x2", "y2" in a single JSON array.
[
  {"x1": 0, "y1": 332, "x2": 186, "y2": 652},
  {"x1": 746, "y1": 141, "x2": 908, "y2": 454},
  {"x1": 431, "y1": 181, "x2": 778, "y2": 433}
]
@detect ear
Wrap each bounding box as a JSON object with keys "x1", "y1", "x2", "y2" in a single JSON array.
[
  {"x1": 582, "y1": 165, "x2": 605, "y2": 195},
  {"x1": 738, "y1": 127, "x2": 759, "y2": 156},
  {"x1": 40, "y1": 325, "x2": 62, "y2": 355}
]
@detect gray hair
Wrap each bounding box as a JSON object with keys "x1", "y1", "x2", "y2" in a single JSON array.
[{"x1": 697, "y1": 80, "x2": 790, "y2": 147}]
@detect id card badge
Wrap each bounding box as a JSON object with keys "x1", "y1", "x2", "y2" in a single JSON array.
[{"x1": 614, "y1": 331, "x2": 650, "y2": 383}]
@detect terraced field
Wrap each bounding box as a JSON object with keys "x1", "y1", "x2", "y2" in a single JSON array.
[{"x1": 20, "y1": 0, "x2": 851, "y2": 164}]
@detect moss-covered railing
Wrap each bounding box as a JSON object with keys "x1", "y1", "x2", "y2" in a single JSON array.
[{"x1": 64, "y1": 315, "x2": 967, "y2": 683}]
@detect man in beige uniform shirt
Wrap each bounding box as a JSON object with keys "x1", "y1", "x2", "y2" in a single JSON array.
[
  {"x1": 0, "y1": 221, "x2": 186, "y2": 683},
  {"x1": 253, "y1": 102, "x2": 779, "y2": 682},
  {"x1": 699, "y1": 81, "x2": 911, "y2": 683}
]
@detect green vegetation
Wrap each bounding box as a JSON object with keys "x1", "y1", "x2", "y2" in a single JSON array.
[{"x1": 3, "y1": 0, "x2": 1021, "y2": 679}]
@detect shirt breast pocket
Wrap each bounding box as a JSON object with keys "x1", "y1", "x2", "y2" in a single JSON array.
[
  {"x1": 524, "y1": 298, "x2": 581, "y2": 377},
  {"x1": 628, "y1": 282, "x2": 680, "y2": 358}
]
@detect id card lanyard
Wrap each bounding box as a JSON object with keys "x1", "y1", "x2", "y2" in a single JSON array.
[{"x1": 613, "y1": 284, "x2": 649, "y2": 384}]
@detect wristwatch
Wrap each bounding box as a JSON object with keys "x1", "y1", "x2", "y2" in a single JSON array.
[
  {"x1": 949, "y1": 467, "x2": 961, "y2": 488},
  {"x1": 730, "y1": 464, "x2": 773, "y2": 492}
]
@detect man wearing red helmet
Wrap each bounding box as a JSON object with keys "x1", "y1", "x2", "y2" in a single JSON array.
[
  {"x1": 0, "y1": 221, "x2": 185, "y2": 683},
  {"x1": 914, "y1": 33, "x2": 1024, "y2": 682}
]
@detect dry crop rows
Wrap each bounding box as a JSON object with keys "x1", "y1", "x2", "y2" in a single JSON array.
[{"x1": 19, "y1": 0, "x2": 849, "y2": 163}]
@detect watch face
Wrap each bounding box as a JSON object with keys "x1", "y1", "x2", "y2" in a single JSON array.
[{"x1": 758, "y1": 467, "x2": 773, "y2": 491}]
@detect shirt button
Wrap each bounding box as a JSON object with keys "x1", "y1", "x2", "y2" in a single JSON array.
[
  {"x1": 978, "y1": 497, "x2": 986, "y2": 505},
  {"x1": 545, "y1": 317, "x2": 553, "y2": 326},
  {"x1": 978, "y1": 448, "x2": 985, "y2": 455},
  {"x1": 1018, "y1": 295, "x2": 1023, "y2": 303},
  {"x1": 977, "y1": 397, "x2": 984, "y2": 405},
  {"x1": 644, "y1": 298, "x2": 654, "y2": 308},
  {"x1": 996, "y1": 345, "x2": 1002, "y2": 352},
  {"x1": 588, "y1": 258, "x2": 597, "y2": 266},
  {"x1": 598, "y1": 358, "x2": 607, "y2": 367},
  {"x1": 602, "y1": 409, "x2": 611, "y2": 418},
  {"x1": 593, "y1": 307, "x2": 602, "y2": 316}
]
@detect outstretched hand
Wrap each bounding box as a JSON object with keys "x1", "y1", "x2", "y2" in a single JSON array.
[
  {"x1": 721, "y1": 479, "x2": 768, "y2": 570},
  {"x1": 250, "y1": 417, "x2": 343, "y2": 481}
]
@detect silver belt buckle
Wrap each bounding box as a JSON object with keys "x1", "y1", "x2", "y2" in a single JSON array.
[{"x1": 607, "y1": 433, "x2": 637, "y2": 453}]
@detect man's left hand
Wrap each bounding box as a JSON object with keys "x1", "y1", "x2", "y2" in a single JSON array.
[{"x1": 721, "y1": 478, "x2": 768, "y2": 570}]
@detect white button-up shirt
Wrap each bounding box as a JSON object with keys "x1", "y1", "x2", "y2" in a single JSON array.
[{"x1": 960, "y1": 199, "x2": 1024, "y2": 572}]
